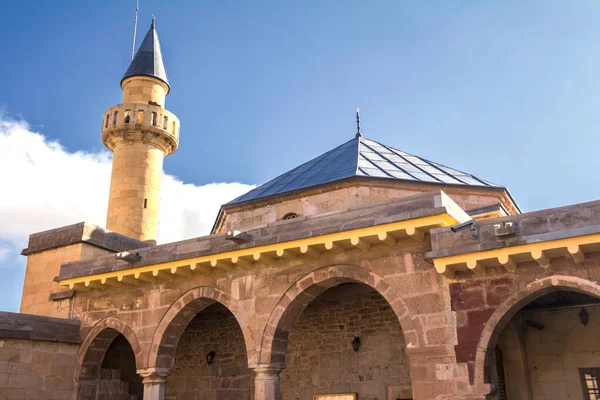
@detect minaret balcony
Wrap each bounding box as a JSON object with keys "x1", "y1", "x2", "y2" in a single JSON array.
[{"x1": 101, "y1": 103, "x2": 180, "y2": 155}]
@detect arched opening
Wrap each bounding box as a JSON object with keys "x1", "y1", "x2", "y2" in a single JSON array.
[
  {"x1": 278, "y1": 282, "x2": 412, "y2": 400},
  {"x1": 164, "y1": 303, "x2": 253, "y2": 399},
  {"x1": 282, "y1": 212, "x2": 299, "y2": 220},
  {"x1": 482, "y1": 288, "x2": 600, "y2": 400},
  {"x1": 148, "y1": 287, "x2": 256, "y2": 399},
  {"x1": 78, "y1": 328, "x2": 142, "y2": 400}
]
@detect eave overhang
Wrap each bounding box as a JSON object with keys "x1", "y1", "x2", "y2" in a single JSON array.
[
  {"x1": 430, "y1": 228, "x2": 600, "y2": 278},
  {"x1": 56, "y1": 191, "x2": 468, "y2": 291},
  {"x1": 427, "y1": 199, "x2": 600, "y2": 278}
]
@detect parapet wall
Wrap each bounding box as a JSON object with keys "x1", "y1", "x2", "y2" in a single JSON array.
[
  {"x1": 20, "y1": 222, "x2": 147, "y2": 318},
  {"x1": 0, "y1": 312, "x2": 80, "y2": 399}
]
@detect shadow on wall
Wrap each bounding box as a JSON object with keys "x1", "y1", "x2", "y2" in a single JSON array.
[
  {"x1": 165, "y1": 303, "x2": 253, "y2": 400},
  {"x1": 281, "y1": 283, "x2": 412, "y2": 400}
]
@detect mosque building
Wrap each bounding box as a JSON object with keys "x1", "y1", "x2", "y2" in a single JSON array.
[{"x1": 3, "y1": 19, "x2": 600, "y2": 400}]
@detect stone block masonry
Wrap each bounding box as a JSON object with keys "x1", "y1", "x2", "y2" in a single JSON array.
[
  {"x1": 0, "y1": 312, "x2": 80, "y2": 399},
  {"x1": 166, "y1": 303, "x2": 253, "y2": 400},
  {"x1": 17, "y1": 190, "x2": 600, "y2": 400},
  {"x1": 518, "y1": 305, "x2": 600, "y2": 400},
  {"x1": 20, "y1": 222, "x2": 146, "y2": 318},
  {"x1": 281, "y1": 284, "x2": 411, "y2": 400}
]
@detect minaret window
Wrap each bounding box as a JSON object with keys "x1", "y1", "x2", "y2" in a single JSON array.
[
  {"x1": 105, "y1": 114, "x2": 109, "y2": 128},
  {"x1": 172, "y1": 121, "x2": 177, "y2": 135},
  {"x1": 137, "y1": 110, "x2": 144, "y2": 123},
  {"x1": 124, "y1": 110, "x2": 131, "y2": 123},
  {"x1": 113, "y1": 111, "x2": 118, "y2": 125},
  {"x1": 151, "y1": 112, "x2": 157, "y2": 126},
  {"x1": 163, "y1": 116, "x2": 168, "y2": 129}
]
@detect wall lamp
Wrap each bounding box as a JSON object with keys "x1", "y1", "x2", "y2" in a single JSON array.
[
  {"x1": 206, "y1": 351, "x2": 216, "y2": 365},
  {"x1": 450, "y1": 220, "x2": 478, "y2": 237},
  {"x1": 351, "y1": 337, "x2": 361, "y2": 352},
  {"x1": 579, "y1": 308, "x2": 589, "y2": 327}
]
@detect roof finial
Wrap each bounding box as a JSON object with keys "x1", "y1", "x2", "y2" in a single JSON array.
[
  {"x1": 151, "y1": 15, "x2": 156, "y2": 28},
  {"x1": 356, "y1": 107, "x2": 362, "y2": 138},
  {"x1": 130, "y1": 0, "x2": 140, "y2": 61}
]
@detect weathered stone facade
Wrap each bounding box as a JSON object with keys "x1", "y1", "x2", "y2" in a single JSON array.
[
  {"x1": 11, "y1": 189, "x2": 600, "y2": 400},
  {"x1": 498, "y1": 305, "x2": 600, "y2": 400},
  {"x1": 213, "y1": 182, "x2": 517, "y2": 234},
  {"x1": 281, "y1": 284, "x2": 411, "y2": 400},
  {"x1": 166, "y1": 303, "x2": 253, "y2": 400},
  {"x1": 0, "y1": 313, "x2": 80, "y2": 399},
  {"x1": 7, "y1": 16, "x2": 600, "y2": 400}
]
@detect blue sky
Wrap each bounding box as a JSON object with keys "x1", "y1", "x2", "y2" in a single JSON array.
[{"x1": 0, "y1": 1, "x2": 599, "y2": 311}]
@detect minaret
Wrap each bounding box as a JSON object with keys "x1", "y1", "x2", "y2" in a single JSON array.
[{"x1": 101, "y1": 19, "x2": 179, "y2": 244}]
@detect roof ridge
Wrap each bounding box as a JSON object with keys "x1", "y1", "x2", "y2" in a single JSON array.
[{"x1": 354, "y1": 136, "x2": 361, "y2": 175}]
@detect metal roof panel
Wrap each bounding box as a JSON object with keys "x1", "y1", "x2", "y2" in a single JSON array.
[{"x1": 227, "y1": 136, "x2": 501, "y2": 205}]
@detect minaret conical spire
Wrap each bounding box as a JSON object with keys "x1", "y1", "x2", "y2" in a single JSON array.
[{"x1": 121, "y1": 18, "x2": 170, "y2": 92}]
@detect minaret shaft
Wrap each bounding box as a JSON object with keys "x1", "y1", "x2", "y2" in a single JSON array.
[{"x1": 106, "y1": 141, "x2": 164, "y2": 243}]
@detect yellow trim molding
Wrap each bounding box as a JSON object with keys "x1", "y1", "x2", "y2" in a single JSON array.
[
  {"x1": 433, "y1": 233, "x2": 600, "y2": 278},
  {"x1": 59, "y1": 213, "x2": 460, "y2": 291}
]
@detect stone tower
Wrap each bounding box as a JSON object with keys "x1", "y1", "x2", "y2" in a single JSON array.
[{"x1": 101, "y1": 19, "x2": 179, "y2": 244}]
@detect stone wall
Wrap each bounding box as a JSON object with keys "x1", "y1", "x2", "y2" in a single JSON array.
[
  {"x1": 99, "y1": 334, "x2": 143, "y2": 399},
  {"x1": 0, "y1": 312, "x2": 80, "y2": 400},
  {"x1": 450, "y1": 275, "x2": 514, "y2": 378},
  {"x1": 281, "y1": 284, "x2": 412, "y2": 400},
  {"x1": 20, "y1": 222, "x2": 146, "y2": 318},
  {"x1": 166, "y1": 303, "x2": 253, "y2": 400},
  {"x1": 216, "y1": 183, "x2": 514, "y2": 233},
  {"x1": 516, "y1": 305, "x2": 600, "y2": 400},
  {"x1": 449, "y1": 255, "x2": 600, "y2": 384},
  {"x1": 0, "y1": 338, "x2": 78, "y2": 399},
  {"x1": 20, "y1": 243, "x2": 113, "y2": 318},
  {"x1": 67, "y1": 239, "x2": 470, "y2": 399},
  {"x1": 496, "y1": 319, "x2": 530, "y2": 400}
]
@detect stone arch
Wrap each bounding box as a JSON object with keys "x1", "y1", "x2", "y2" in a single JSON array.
[
  {"x1": 473, "y1": 275, "x2": 600, "y2": 387},
  {"x1": 147, "y1": 286, "x2": 256, "y2": 370},
  {"x1": 259, "y1": 264, "x2": 419, "y2": 366},
  {"x1": 76, "y1": 317, "x2": 143, "y2": 398}
]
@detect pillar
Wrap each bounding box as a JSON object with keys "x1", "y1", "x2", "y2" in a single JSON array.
[
  {"x1": 138, "y1": 368, "x2": 170, "y2": 400},
  {"x1": 253, "y1": 366, "x2": 282, "y2": 400}
]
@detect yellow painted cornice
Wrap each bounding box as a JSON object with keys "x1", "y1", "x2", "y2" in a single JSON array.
[
  {"x1": 433, "y1": 233, "x2": 600, "y2": 278},
  {"x1": 59, "y1": 213, "x2": 459, "y2": 291}
]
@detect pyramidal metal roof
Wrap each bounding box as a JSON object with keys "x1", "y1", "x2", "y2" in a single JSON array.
[
  {"x1": 227, "y1": 136, "x2": 501, "y2": 206},
  {"x1": 121, "y1": 19, "x2": 170, "y2": 91}
]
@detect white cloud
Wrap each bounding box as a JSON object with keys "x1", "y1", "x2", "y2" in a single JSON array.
[
  {"x1": 0, "y1": 114, "x2": 255, "y2": 265},
  {"x1": 0, "y1": 245, "x2": 10, "y2": 263}
]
